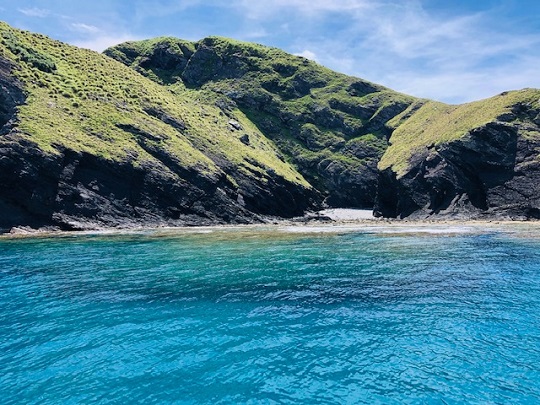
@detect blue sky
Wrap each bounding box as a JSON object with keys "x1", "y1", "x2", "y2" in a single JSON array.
[{"x1": 2, "y1": 0, "x2": 540, "y2": 104}]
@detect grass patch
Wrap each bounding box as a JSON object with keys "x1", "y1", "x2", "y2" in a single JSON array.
[{"x1": 0, "y1": 22, "x2": 311, "y2": 189}]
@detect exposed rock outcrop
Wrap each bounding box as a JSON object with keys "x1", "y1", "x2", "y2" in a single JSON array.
[
  {"x1": 0, "y1": 130, "x2": 318, "y2": 232},
  {"x1": 0, "y1": 57, "x2": 25, "y2": 134},
  {"x1": 375, "y1": 94, "x2": 540, "y2": 219}
]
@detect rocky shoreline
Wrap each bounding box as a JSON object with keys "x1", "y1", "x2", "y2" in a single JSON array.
[{"x1": 4, "y1": 208, "x2": 539, "y2": 238}]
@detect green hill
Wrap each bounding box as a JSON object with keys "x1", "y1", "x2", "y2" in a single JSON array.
[
  {"x1": 0, "y1": 22, "x2": 317, "y2": 231},
  {"x1": 105, "y1": 36, "x2": 419, "y2": 207},
  {"x1": 1, "y1": 21, "x2": 539, "y2": 232},
  {"x1": 376, "y1": 89, "x2": 540, "y2": 218}
]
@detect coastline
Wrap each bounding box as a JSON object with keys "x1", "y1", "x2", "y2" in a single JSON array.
[{"x1": 2, "y1": 208, "x2": 540, "y2": 239}]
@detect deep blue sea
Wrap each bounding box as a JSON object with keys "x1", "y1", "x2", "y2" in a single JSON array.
[{"x1": 1, "y1": 224, "x2": 540, "y2": 404}]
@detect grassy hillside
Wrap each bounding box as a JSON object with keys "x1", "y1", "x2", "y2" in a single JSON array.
[
  {"x1": 106, "y1": 36, "x2": 419, "y2": 207},
  {"x1": 380, "y1": 89, "x2": 540, "y2": 177},
  {"x1": 0, "y1": 22, "x2": 322, "y2": 231},
  {"x1": 0, "y1": 22, "x2": 310, "y2": 188}
]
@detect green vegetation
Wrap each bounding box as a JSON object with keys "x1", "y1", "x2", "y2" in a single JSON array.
[
  {"x1": 3, "y1": 19, "x2": 539, "y2": 215},
  {"x1": 1, "y1": 30, "x2": 56, "y2": 72},
  {"x1": 0, "y1": 22, "x2": 310, "y2": 188},
  {"x1": 103, "y1": 37, "x2": 196, "y2": 85},
  {"x1": 380, "y1": 89, "x2": 540, "y2": 176},
  {"x1": 106, "y1": 35, "x2": 418, "y2": 205}
]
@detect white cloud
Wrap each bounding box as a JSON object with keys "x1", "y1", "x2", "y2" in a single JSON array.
[
  {"x1": 236, "y1": 0, "x2": 373, "y2": 18},
  {"x1": 352, "y1": 5, "x2": 540, "y2": 102},
  {"x1": 393, "y1": 56, "x2": 540, "y2": 104},
  {"x1": 133, "y1": 0, "x2": 207, "y2": 20},
  {"x1": 276, "y1": 0, "x2": 370, "y2": 11},
  {"x1": 72, "y1": 34, "x2": 139, "y2": 52},
  {"x1": 228, "y1": 0, "x2": 540, "y2": 103},
  {"x1": 70, "y1": 23, "x2": 101, "y2": 34},
  {"x1": 294, "y1": 50, "x2": 318, "y2": 61},
  {"x1": 242, "y1": 28, "x2": 269, "y2": 39},
  {"x1": 18, "y1": 7, "x2": 50, "y2": 18}
]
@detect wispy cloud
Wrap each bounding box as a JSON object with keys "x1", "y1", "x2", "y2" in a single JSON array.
[
  {"x1": 241, "y1": 28, "x2": 269, "y2": 39},
  {"x1": 224, "y1": 0, "x2": 540, "y2": 102},
  {"x1": 132, "y1": 0, "x2": 207, "y2": 21},
  {"x1": 70, "y1": 23, "x2": 101, "y2": 34},
  {"x1": 294, "y1": 50, "x2": 318, "y2": 61},
  {"x1": 66, "y1": 21, "x2": 135, "y2": 52},
  {"x1": 236, "y1": 0, "x2": 374, "y2": 18},
  {"x1": 385, "y1": 55, "x2": 540, "y2": 104},
  {"x1": 18, "y1": 7, "x2": 50, "y2": 18}
]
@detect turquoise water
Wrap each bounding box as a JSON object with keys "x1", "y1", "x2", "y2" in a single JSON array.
[{"x1": 1, "y1": 224, "x2": 540, "y2": 404}]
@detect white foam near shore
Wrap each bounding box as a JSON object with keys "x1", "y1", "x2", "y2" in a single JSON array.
[
  {"x1": 318, "y1": 208, "x2": 376, "y2": 221},
  {"x1": 279, "y1": 224, "x2": 479, "y2": 234}
]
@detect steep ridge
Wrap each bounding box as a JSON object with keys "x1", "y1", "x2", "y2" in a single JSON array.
[
  {"x1": 375, "y1": 90, "x2": 540, "y2": 219},
  {"x1": 0, "y1": 23, "x2": 318, "y2": 232},
  {"x1": 105, "y1": 36, "x2": 419, "y2": 208}
]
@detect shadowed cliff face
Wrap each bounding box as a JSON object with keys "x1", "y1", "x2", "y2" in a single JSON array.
[
  {"x1": 375, "y1": 100, "x2": 540, "y2": 220},
  {"x1": 0, "y1": 57, "x2": 25, "y2": 134},
  {"x1": 0, "y1": 133, "x2": 234, "y2": 231},
  {"x1": 0, "y1": 131, "x2": 319, "y2": 231}
]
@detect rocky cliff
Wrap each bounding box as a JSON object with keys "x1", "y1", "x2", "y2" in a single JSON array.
[
  {"x1": 375, "y1": 91, "x2": 540, "y2": 219},
  {"x1": 0, "y1": 23, "x2": 318, "y2": 232}
]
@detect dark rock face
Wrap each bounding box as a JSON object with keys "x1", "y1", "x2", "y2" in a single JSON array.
[
  {"x1": 0, "y1": 57, "x2": 25, "y2": 134},
  {"x1": 182, "y1": 38, "x2": 258, "y2": 86},
  {"x1": 0, "y1": 132, "x2": 225, "y2": 231},
  {"x1": 316, "y1": 159, "x2": 379, "y2": 207},
  {"x1": 0, "y1": 131, "x2": 318, "y2": 232},
  {"x1": 375, "y1": 116, "x2": 540, "y2": 219},
  {"x1": 139, "y1": 44, "x2": 192, "y2": 72}
]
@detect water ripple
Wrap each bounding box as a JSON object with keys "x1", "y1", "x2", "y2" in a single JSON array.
[{"x1": 1, "y1": 226, "x2": 540, "y2": 403}]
